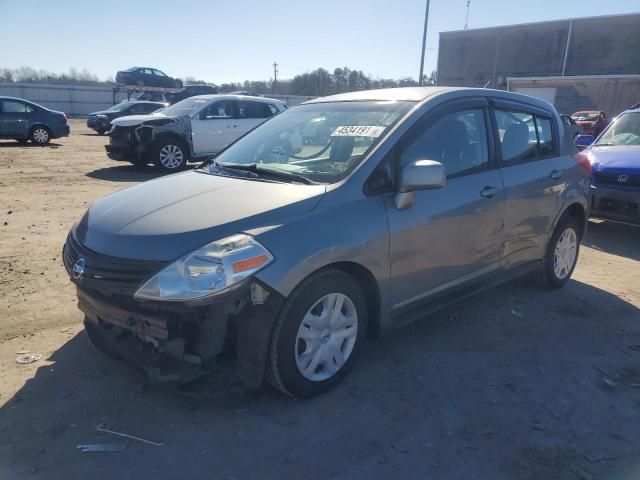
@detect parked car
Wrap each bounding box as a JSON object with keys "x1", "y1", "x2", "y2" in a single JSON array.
[
  {"x1": 0, "y1": 96, "x2": 69, "y2": 144},
  {"x1": 116, "y1": 67, "x2": 183, "y2": 89},
  {"x1": 571, "y1": 110, "x2": 608, "y2": 137},
  {"x1": 583, "y1": 105, "x2": 640, "y2": 225},
  {"x1": 167, "y1": 85, "x2": 218, "y2": 104},
  {"x1": 64, "y1": 87, "x2": 590, "y2": 398},
  {"x1": 86, "y1": 101, "x2": 165, "y2": 134},
  {"x1": 105, "y1": 94, "x2": 286, "y2": 170},
  {"x1": 560, "y1": 114, "x2": 581, "y2": 140}
]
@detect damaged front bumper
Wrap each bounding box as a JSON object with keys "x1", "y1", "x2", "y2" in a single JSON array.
[{"x1": 64, "y1": 235, "x2": 284, "y2": 387}]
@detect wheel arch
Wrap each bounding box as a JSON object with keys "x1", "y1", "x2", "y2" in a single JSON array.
[
  {"x1": 28, "y1": 123, "x2": 51, "y2": 136},
  {"x1": 292, "y1": 261, "x2": 382, "y2": 339}
]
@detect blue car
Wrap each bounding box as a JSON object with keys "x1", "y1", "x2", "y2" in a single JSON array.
[
  {"x1": 584, "y1": 105, "x2": 640, "y2": 225},
  {"x1": 0, "y1": 96, "x2": 70, "y2": 145}
]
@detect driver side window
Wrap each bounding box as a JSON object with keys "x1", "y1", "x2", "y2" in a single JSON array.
[
  {"x1": 401, "y1": 109, "x2": 489, "y2": 178},
  {"x1": 199, "y1": 101, "x2": 235, "y2": 120}
]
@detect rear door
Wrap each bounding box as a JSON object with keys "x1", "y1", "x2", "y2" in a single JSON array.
[
  {"x1": 385, "y1": 98, "x2": 506, "y2": 317},
  {"x1": 235, "y1": 100, "x2": 274, "y2": 136},
  {"x1": 0, "y1": 100, "x2": 31, "y2": 137},
  {"x1": 190, "y1": 99, "x2": 238, "y2": 156},
  {"x1": 491, "y1": 100, "x2": 566, "y2": 265}
]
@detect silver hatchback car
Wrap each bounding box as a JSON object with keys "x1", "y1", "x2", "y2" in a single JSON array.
[{"x1": 64, "y1": 87, "x2": 591, "y2": 397}]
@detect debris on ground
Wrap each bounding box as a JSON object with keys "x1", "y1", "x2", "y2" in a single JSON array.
[
  {"x1": 15, "y1": 353, "x2": 42, "y2": 364},
  {"x1": 77, "y1": 443, "x2": 127, "y2": 453},
  {"x1": 96, "y1": 423, "x2": 164, "y2": 446},
  {"x1": 510, "y1": 310, "x2": 524, "y2": 318},
  {"x1": 602, "y1": 378, "x2": 617, "y2": 388}
]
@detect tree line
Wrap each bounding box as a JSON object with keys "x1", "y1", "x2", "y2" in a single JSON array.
[{"x1": 0, "y1": 66, "x2": 437, "y2": 96}]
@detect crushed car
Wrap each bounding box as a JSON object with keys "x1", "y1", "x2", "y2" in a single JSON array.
[{"x1": 105, "y1": 94, "x2": 287, "y2": 170}]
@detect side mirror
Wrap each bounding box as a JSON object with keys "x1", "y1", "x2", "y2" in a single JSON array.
[
  {"x1": 575, "y1": 134, "x2": 594, "y2": 149},
  {"x1": 394, "y1": 160, "x2": 445, "y2": 210}
]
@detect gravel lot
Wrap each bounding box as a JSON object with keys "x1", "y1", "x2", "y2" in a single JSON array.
[{"x1": 0, "y1": 119, "x2": 639, "y2": 479}]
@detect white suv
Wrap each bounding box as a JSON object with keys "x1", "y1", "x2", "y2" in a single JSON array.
[{"x1": 105, "y1": 95, "x2": 287, "y2": 171}]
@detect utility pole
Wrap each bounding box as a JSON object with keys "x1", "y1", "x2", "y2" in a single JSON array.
[
  {"x1": 418, "y1": 0, "x2": 431, "y2": 86},
  {"x1": 273, "y1": 62, "x2": 278, "y2": 95},
  {"x1": 464, "y1": 1, "x2": 471, "y2": 30}
]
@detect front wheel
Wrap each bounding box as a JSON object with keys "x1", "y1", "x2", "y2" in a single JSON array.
[
  {"x1": 153, "y1": 139, "x2": 188, "y2": 172},
  {"x1": 30, "y1": 126, "x2": 51, "y2": 145},
  {"x1": 267, "y1": 269, "x2": 367, "y2": 398},
  {"x1": 539, "y1": 215, "x2": 580, "y2": 288}
]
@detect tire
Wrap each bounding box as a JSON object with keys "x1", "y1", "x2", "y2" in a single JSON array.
[
  {"x1": 538, "y1": 215, "x2": 581, "y2": 289},
  {"x1": 266, "y1": 269, "x2": 367, "y2": 398},
  {"x1": 30, "y1": 126, "x2": 51, "y2": 145},
  {"x1": 96, "y1": 128, "x2": 107, "y2": 135},
  {"x1": 153, "y1": 138, "x2": 188, "y2": 172}
]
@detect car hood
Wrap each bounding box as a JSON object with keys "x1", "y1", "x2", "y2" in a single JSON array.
[
  {"x1": 110, "y1": 112, "x2": 172, "y2": 127},
  {"x1": 587, "y1": 145, "x2": 640, "y2": 174},
  {"x1": 74, "y1": 170, "x2": 326, "y2": 261}
]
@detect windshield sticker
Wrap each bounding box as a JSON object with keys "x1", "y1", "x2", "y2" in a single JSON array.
[{"x1": 331, "y1": 125, "x2": 386, "y2": 137}]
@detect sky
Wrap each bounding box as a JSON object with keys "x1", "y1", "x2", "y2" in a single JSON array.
[{"x1": 0, "y1": 0, "x2": 638, "y2": 84}]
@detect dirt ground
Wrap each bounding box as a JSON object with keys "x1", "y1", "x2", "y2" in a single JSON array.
[{"x1": 0, "y1": 119, "x2": 639, "y2": 479}]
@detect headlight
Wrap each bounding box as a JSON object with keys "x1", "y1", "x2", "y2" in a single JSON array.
[
  {"x1": 134, "y1": 234, "x2": 273, "y2": 301},
  {"x1": 97, "y1": 114, "x2": 108, "y2": 119}
]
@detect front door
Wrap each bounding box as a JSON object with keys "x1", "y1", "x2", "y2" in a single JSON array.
[
  {"x1": 385, "y1": 102, "x2": 505, "y2": 318},
  {"x1": 0, "y1": 100, "x2": 30, "y2": 137},
  {"x1": 190, "y1": 100, "x2": 238, "y2": 156}
]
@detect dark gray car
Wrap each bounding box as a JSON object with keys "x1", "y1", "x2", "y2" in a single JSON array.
[
  {"x1": 64, "y1": 87, "x2": 590, "y2": 397},
  {"x1": 0, "y1": 96, "x2": 70, "y2": 144},
  {"x1": 86, "y1": 100, "x2": 165, "y2": 134}
]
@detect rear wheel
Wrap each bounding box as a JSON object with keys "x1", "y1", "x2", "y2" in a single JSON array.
[
  {"x1": 30, "y1": 126, "x2": 50, "y2": 145},
  {"x1": 267, "y1": 269, "x2": 367, "y2": 398},
  {"x1": 539, "y1": 215, "x2": 580, "y2": 288},
  {"x1": 153, "y1": 139, "x2": 188, "y2": 172}
]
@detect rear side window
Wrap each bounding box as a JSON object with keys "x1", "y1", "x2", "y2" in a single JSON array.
[
  {"x1": 401, "y1": 108, "x2": 489, "y2": 178},
  {"x1": 200, "y1": 100, "x2": 235, "y2": 120},
  {"x1": 267, "y1": 104, "x2": 280, "y2": 115},
  {"x1": 536, "y1": 117, "x2": 554, "y2": 157},
  {"x1": 238, "y1": 101, "x2": 272, "y2": 119},
  {"x1": 494, "y1": 109, "x2": 555, "y2": 163},
  {"x1": 2, "y1": 100, "x2": 30, "y2": 113}
]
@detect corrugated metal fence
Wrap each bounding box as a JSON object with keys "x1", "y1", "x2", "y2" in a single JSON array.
[{"x1": 0, "y1": 83, "x2": 314, "y2": 116}]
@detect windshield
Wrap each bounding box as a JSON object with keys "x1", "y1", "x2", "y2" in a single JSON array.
[
  {"x1": 596, "y1": 113, "x2": 640, "y2": 146},
  {"x1": 571, "y1": 112, "x2": 599, "y2": 121},
  {"x1": 161, "y1": 97, "x2": 209, "y2": 117},
  {"x1": 206, "y1": 101, "x2": 414, "y2": 183},
  {"x1": 105, "y1": 102, "x2": 131, "y2": 113}
]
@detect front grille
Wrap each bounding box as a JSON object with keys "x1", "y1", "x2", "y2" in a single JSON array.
[
  {"x1": 594, "y1": 172, "x2": 640, "y2": 188},
  {"x1": 598, "y1": 197, "x2": 639, "y2": 215},
  {"x1": 63, "y1": 233, "x2": 166, "y2": 297},
  {"x1": 88, "y1": 114, "x2": 97, "y2": 121},
  {"x1": 109, "y1": 126, "x2": 134, "y2": 146}
]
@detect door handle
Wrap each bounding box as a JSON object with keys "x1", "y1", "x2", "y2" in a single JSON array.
[
  {"x1": 550, "y1": 169, "x2": 564, "y2": 179},
  {"x1": 480, "y1": 186, "x2": 500, "y2": 199}
]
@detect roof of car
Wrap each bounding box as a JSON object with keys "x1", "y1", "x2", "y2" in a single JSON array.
[
  {"x1": 304, "y1": 87, "x2": 456, "y2": 103},
  {"x1": 302, "y1": 87, "x2": 558, "y2": 113},
  {"x1": 187, "y1": 94, "x2": 285, "y2": 104}
]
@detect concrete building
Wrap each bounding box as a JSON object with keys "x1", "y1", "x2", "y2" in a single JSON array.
[{"x1": 437, "y1": 13, "x2": 640, "y2": 116}]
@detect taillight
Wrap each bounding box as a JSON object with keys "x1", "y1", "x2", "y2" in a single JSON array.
[
  {"x1": 62, "y1": 113, "x2": 67, "y2": 123},
  {"x1": 572, "y1": 152, "x2": 591, "y2": 176}
]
